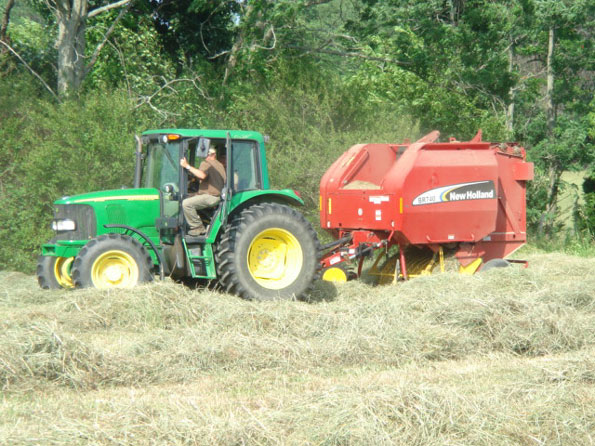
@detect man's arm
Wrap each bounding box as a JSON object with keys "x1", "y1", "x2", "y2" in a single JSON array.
[{"x1": 180, "y1": 157, "x2": 206, "y2": 180}]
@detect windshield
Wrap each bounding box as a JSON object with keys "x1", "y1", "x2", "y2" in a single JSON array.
[{"x1": 141, "y1": 140, "x2": 179, "y2": 189}]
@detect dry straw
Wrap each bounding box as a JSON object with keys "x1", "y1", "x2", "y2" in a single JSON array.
[{"x1": 0, "y1": 251, "x2": 594, "y2": 445}]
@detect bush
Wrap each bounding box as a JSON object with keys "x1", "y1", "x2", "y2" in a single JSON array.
[{"x1": 0, "y1": 87, "x2": 145, "y2": 272}]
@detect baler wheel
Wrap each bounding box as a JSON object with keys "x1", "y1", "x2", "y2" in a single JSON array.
[
  {"x1": 322, "y1": 264, "x2": 349, "y2": 283},
  {"x1": 480, "y1": 258, "x2": 510, "y2": 272},
  {"x1": 37, "y1": 255, "x2": 75, "y2": 289},
  {"x1": 215, "y1": 203, "x2": 320, "y2": 300},
  {"x1": 71, "y1": 234, "x2": 154, "y2": 289}
]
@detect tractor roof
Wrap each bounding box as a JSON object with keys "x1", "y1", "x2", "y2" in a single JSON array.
[{"x1": 142, "y1": 129, "x2": 265, "y2": 142}]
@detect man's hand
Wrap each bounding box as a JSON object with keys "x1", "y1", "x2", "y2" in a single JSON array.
[{"x1": 181, "y1": 157, "x2": 207, "y2": 180}]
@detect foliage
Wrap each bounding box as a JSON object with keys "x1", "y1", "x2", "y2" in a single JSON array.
[
  {"x1": 0, "y1": 0, "x2": 594, "y2": 272},
  {"x1": 84, "y1": 13, "x2": 173, "y2": 92},
  {"x1": 148, "y1": 0, "x2": 238, "y2": 64},
  {"x1": 577, "y1": 168, "x2": 595, "y2": 236},
  {"x1": 525, "y1": 166, "x2": 550, "y2": 232},
  {"x1": 580, "y1": 192, "x2": 595, "y2": 235},
  {"x1": 0, "y1": 84, "x2": 144, "y2": 271},
  {"x1": 1, "y1": 11, "x2": 56, "y2": 85},
  {"x1": 220, "y1": 61, "x2": 418, "y2": 213}
]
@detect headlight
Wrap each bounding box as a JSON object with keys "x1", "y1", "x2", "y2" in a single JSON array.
[{"x1": 52, "y1": 219, "x2": 76, "y2": 231}]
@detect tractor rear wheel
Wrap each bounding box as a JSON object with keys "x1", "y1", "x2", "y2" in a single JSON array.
[
  {"x1": 215, "y1": 203, "x2": 320, "y2": 300},
  {"x1": 37, "y1": 255, "x2": 75, "y2": 289},
  {"x1": 71, "y1": 233, "x2": 153, "y2": 289}
]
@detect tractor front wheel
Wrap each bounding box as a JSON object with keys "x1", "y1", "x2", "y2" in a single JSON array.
[
  {"x1": 216, "y1": 203, "x2": 320, "y2": 300},
  {"x1": 37, "y1": 255, "x2": 75, "y2": 289},
  {"x1": 71, "y1": 234, "x2": 154, "y2": 289}
]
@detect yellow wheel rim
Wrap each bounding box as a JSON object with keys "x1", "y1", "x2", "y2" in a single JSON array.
[
  {"x1": 54, "y1": 256, "x2": 75, "y2": 289},
  {"x1": 91, "y1": 250, "x2": 139, "y2": 288},
  {"x1": 322, "y1": 267, "x2": 348, "y2": 283},
  {"x1": 247, "y1": 228, "x2": 303, "y2": 290}
]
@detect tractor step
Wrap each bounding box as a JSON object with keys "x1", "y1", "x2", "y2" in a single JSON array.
[
  {"x1": 184, "y1": 225, "x2": 213, "y2": 244},
  {"x1": 191, "y1": 258, "x2": 207, "y2": 276},
  {"x1": 185, "y1": 235, "x2": 207, "y2": 244},
  {"x1": 182, "y1": 241, "x2": 216, "y2": 279}
]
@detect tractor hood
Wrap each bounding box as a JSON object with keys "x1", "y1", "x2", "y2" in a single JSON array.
[
  {"x1": 49, "y1": 187, "x2": 161, "y2": 257},
  {"x1": 55, "y1": 188, "x2": 160, "y2": 205}
]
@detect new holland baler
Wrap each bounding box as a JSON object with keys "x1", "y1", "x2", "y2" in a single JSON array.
[{"x1": 319, "y1": 130, "x2": 534, "y2": 283}]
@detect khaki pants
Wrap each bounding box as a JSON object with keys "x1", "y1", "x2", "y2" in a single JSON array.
[{"x1": 182, "y1": 194, "x2": 220, "y2": 231}]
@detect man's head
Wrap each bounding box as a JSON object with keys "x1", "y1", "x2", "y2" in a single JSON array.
[{"x1": 207, "y1": 148, "x2": 217, "y2": 159}]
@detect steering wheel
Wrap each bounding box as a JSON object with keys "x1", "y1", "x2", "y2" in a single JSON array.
[{"x1": 162, "y1": 182, "x2": 179, "y2": 199}]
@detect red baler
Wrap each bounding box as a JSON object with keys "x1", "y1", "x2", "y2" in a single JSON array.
[{"x1": 319, "y1": 130, "x2": 534, "y2": 282}]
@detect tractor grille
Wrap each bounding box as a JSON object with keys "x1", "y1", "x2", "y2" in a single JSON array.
[{"x1": 53, "y1": 204, "x2": 97, "y2": 241}]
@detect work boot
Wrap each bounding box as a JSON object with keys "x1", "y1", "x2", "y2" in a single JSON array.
[{"x1": 188, "y1": 227, "x2": 206, "y2": 236}]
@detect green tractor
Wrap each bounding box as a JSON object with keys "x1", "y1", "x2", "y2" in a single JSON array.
[{"x1": 37, "y1": 129, "x2": 320, "y2": 300}]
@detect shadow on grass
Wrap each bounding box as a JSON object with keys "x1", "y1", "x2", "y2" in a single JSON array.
[
  {"x1": 304, "y1": 279, "x2": 338, "y2": 303},
  {"x1": 176, "y1": 277, "x2": 339, "y2": 303}
]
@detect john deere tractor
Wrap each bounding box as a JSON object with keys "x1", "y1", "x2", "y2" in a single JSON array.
[{"x1": 37, "y1": 129, "x2": 320, "y2": 300}]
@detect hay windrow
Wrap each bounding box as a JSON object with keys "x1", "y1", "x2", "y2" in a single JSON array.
[{"x1": 1, "y1": 251, "x2": 594, "y2": 444}]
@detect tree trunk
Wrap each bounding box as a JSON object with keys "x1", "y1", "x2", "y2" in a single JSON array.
[
  {"x1": 449, "y1": 0, "x2": 464, "y2": 26},
  {"x1": 223, "y1": 2, "x2": 255, "y2": 87},
  {"x1": 545, "y1": 26, "x2": 555, "y2": 137},
  {"x1": 56, "y1": 0, "x2": 88, "y2": 96},
  {"x1": 538, "y1": 26, "x2": 559, "y2": 235},
  {"x1": 222, "y1": 2, "x2": 275, "y2": 87},
  {"x1": 0, "y1": 0, "x2": 16, "y2": 64},
  {"x1": 223, "y1": 33, "x2": 244, "y2": 87},
  {"x1": 54, "y1": 0, "x2": 131, "y2": 97},
  {"x1": 505, "y1": 44, "x2": 515, "y2": 135},
  {"x1": 538, "y1": 164, "x2": 561, "y2": 235},
  {"x1": 0, "y1": 0, "x2": 16, "y2": 46}
]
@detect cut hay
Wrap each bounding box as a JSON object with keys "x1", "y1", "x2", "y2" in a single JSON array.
[{"x1": 0, "y1": 251, "x2": 594, "y2": 444}]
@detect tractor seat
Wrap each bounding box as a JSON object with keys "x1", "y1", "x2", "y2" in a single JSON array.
[{"x1": 197, "y1": 206, "x2": 217, "y2": 224}]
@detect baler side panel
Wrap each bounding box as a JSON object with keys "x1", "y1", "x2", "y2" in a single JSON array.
[
  {"x1": 457, "y1": 150, "x2": 533, "y2": 263},
  {"x1": 385, "y1": 144, "x2": 499, "y2": 245},
  {"x1": 319, "y1": 144, "x2": 365, "y2": 230},
  {"x1": 320, "y1": 144, "x2": 399, "y2": 232}
]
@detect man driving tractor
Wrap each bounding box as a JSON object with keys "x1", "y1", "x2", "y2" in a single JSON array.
[{"x1": 180, "y1": 147, "x2": 226, "y2": 236}]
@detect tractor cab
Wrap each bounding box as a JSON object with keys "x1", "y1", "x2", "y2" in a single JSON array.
[
  {"x1": 137, "y1": 130, "x2": 264, "y2": 240},
  {"x1": 135, "y1": 130, "x2": 271, "y2": 279}
]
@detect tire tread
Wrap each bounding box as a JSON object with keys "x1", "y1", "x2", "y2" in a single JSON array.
[{"x1": 215, "y1": 202, "x2": 320, "y2": 300}]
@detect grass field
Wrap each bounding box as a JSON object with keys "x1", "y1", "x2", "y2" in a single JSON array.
[{"x1": 1, "y1": 251, "x2": 594, "y2": 445}]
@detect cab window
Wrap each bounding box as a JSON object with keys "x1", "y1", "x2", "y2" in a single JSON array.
[{"x1": 232, "y1": 140, "x2": 261, "y2": 191}]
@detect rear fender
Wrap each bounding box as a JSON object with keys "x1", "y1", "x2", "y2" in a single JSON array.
[
  {"x1": 229, "y1": 189, "x2": 304, "y2": 214},
  {"x1": 204, "y1": 189, "x2": 304, "y2": 242}
]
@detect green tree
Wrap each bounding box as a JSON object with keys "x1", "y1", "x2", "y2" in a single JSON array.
[{"x1": 520, "y1": 0, "x2": 595, "y2": 234}]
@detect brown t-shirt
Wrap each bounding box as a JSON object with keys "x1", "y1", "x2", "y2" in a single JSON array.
[{"x1": 198, "y1": 159, "x2": 226, "y2": 196}]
